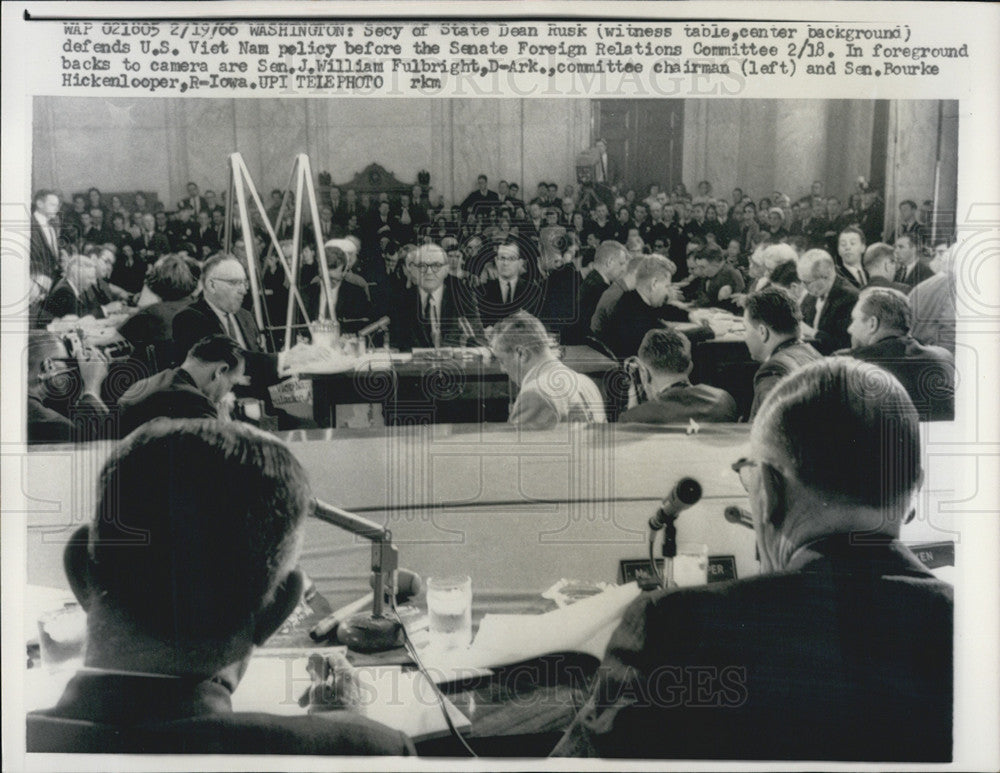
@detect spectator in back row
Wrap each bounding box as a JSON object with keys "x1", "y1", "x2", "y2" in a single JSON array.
[{"x1": 619, "y1": 328, "x2": 738, "y2": 424}]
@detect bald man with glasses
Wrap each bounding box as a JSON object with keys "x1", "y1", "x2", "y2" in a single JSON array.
[
  {"x1": 388, "y1": 243, "x2": 486, "y2": 351},
  {"x1": 555, "y1": 357, "x2": 952, "y2": 761}
]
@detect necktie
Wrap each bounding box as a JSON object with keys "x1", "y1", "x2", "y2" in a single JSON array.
[
  {"x1": 425, "y1": 295, "x2": 440, "y2": 347},
  {"x1": 813, "y1": 297, "x2": 825, "y2": 329},
  {"x1": 502, "y1": 281, "x2": 510, "y2": 304},
  {"x1": 224, "y1": 313, "x2": 239, "y2": 342}
]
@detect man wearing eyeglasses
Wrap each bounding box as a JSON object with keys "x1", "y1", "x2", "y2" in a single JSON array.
[
  {"x1": 554, "y1": 357, "x2": 952, "y2": 761},
  {"x1": 797, "y1": 248, "x2": 859, "y2": 354},
  {"x1": 172, "y1": 254, "x2": 279, "y2": 401},
  {"x1": 477, "y1": 242, "x2": 542, "y2": 328},
  {"x1": 389, "y1": 243, "x2": 486, "y2": 351}
]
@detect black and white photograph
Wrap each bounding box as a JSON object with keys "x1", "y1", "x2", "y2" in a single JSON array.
[{"x1": 2, "y1": 3, "x2": 998, "y2": 771}]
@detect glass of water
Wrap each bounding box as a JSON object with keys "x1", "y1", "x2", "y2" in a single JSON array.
[
  {"x1": 426, "y1": 575, "x2": 473, "y2": 651},
  {"x1": 672, "y1": 542, "x2": 709, "y2": 587}
]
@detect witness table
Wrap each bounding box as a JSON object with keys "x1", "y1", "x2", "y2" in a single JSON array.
[{"x1": 299, "y1": 345, "x2": 619, "y2": 427}]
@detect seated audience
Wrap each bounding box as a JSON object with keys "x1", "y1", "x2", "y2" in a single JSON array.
[
  {"x1": 840, "y1": 287, "x2": 955, "y2": 421},
  {"x1": 133, "y1": 213, "x2": 171, "y2": 265},
  {"x1": 389, "y1": 243, "x2": 486, "y2": 350},
  {"x1": 477, "y1": 242, "x2": 542, "y2": 328},
  {"x1": 27, "y1": 420, "x2": 415, "y2": 755},
  {"x1": 743, "y1": 286, "x2": 823, "y2": 420},
  {"x1": 797, "y1": 248, "x2": 859, "y2": 354},
  {"x1": 117, "y1": 335, "x2": 245, "y2": 436},
  {"x1": 553, "y1": 357, "x2": 952, "y2": 760},
  {"x1": 862, "y1": 242, "x2": 910, "y2": 292},
  {"x1": 304, "y1": 245, "x2": 372, "y2": 335},
  {"x1": 492, "y1": 311, "x2": 606, "y2": 430},
  {"x1": 27, "y1": 330, "x2": 110, "y2": 444},
  {"x1": 596, "y1": 254, "x2": 689, "y2": 359},
  {"x1": 619, "y1": 328, "x2": 737, "y2": 424}
]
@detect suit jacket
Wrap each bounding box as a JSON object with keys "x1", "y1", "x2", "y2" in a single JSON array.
[
  {"x1": 28, "y1": 670, "x2": 414, "y2": 755},
  {"x1": 192, "y1": 225, "x2": 222, "y2": 258},
  {"x1": 575, "y1": 269, "x2": 612, "y2": 343},
  {"x1": 895, "y1": 261, "x2": 936, "y2": 289},
  {"x1": 537, "y1": 264, "x2": 586, "y2": 345},
  {"x1": 619, "y1": 381, "x2": 738, "y2": 424},
  {"x1": 840, "y1": 335, "x2": 955, "y2": 421},
  {"x1": 597, "y1": 290, "x2": 690, "y2": 360},
  {"x1": 119, "y1": 299, "x2": 192, "y2": 362},
  {"x1": 179, "y1": 194, "x2": 209, "y2": 214},
  {"x1": 553, "y1": 535, "x2": 953, "y2": 761},
  {"x1": 800, "y1": 276, "x2": 859, "y2": 355},
  {"x1": 509, "y1": 359, "x2": 607, "y2": 430},
  {"x1": 30, "y1": 218, "x2": 62, "y2": 280},
  {"x1": 837, "y1": 264, "x2": 868, "y2": 290},
  {"x1": 117, "y1": 367, "x2": 218, "y2": 437},
  {"x1": 172, "y1": 297, "x2": 278, "y2": 390},
  {"x1": 303, "y1": 279, "x2": 373, "y2": 334},
  {"x1": 390, "y1": 277, "x2": 486, "y2": 351},
  {"x1": 748, "y1": 339, "x2": 823, "y2": 420},
  {"x1": 866, "y1": 275, "x2": 911, "y2": 294},
  {"x1": 27, "y1": 393, "x2": 109, "y2": 444},
  {"x1": 477, "y1": 275, "x2": 543, "y2": 328},
  {"x1": 132, "y1": 230, "x2": 171, "y2": 263},
  {"x1": 43, "y1": 279, "x2": 105, "y2": 319}
]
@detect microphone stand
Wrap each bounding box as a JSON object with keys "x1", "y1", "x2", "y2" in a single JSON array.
[
  {"x1": 312, "y1": 501, "x2": 404, "y2": 652},
  {"x1": 660, "y1": 516, "x2": 678, "y2": 589}
]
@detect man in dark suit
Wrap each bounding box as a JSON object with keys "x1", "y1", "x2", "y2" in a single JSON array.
[
  {"x1": 43, "y1": 257, "x2": 108, "y2": 319},
  {"x1": 172, "y1": 254, "x2": 278, "y2": 394},
  {"x1": 476, "y1": 242, "x2": 543, "y2": 328},
  {"x1": 798, "y1": 249, "x2": 859, "y2": 354},
  {"x1": 459, "y1": 174, "x2": 500, "y2": 222},
  {"x1": 117, "y1": 334, "x2": 243, "y2": 436},
  {"x1": 389, "y1": 243, "x2": 486, "y2": 350},
  {"x1": 841, "y1": 287, "x2": 955, "y2": 421},
  {"x1": 191, "y1": 208, "x2": 221, "y2": 259},
  {"x1": 133, "y1": 213, "x2": 171, "y2": 265},
  {"x1": 743, "y1": 286, "x2": 823, "y2": 420},
  {"x1": 178, "y1": 181, "x2": 208, "y2": 216},
  {"x1": 836, "y1": 226, "x2": 868, "y2": 289},
  {"x1": 28, "y1": 419, "x2": 415, "y2": 755},
  {"x1": 30, "y1": 189, "x2": 64, "y2": 283},
  {"x1": 595, "y1": 254, "x2": 689, "y2": 359},
  {"x1": 619, "y1": 328, "x2": 737, "y2": 424},
  {"x1": 303, "y1": 245, "x2": 372, "y2": 335},
  {"x1": 573, "y1": 240, "x2": 629, "y2": 343},
  {"x1": 894, "y1": 234, "x2": 936, "y2": 288},
  {"x1": 862, "y1": 242, "x2": 910, "y2": 293},
  {"x1": 554, "y1": 356, "x2": 952, "y2": 761}
]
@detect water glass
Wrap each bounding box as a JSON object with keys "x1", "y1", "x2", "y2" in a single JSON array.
[{"x1": 426, "y1": 575, "x2": 473, "y2": 650}]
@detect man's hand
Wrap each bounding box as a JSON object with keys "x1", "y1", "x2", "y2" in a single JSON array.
[
  {"x1": 76, "y1": 346, "x2": 109, "y2": 396},
  {"x1": 303, "y1": 651, "x2": 361, "y2": 713}
]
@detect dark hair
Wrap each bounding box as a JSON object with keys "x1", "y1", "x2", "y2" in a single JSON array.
[
  {"x1": 33, "y1": 189, "x2": 56, "y2": 208},
  {"x1": 756, "y1": 357, "x2": 921, "y2": 508},
  {"x1": 768, "y1": 260, "x2": 801, "y2": 290},
  {"x1": 89, "y1": 420, "x2": 311, "y2": 643},
  {"x1": 187, "y1": 333, "x2": 245, "y2": 367},
  {"x1": 638, "y1": 328, "x2": 692, "y2": 374},
  {"x1": 697, "y1": 244, "x2": 725, "y2": 264},
  {"x1": 324, "y1": 245, "x2": 347, "y2": 270},
  {"x1": 899, "y1": 199, "x2": 917, "y2": 210},
  {"x1": 857, "y1": 287, "x2": 912, "y2": 333},
  {"x1": 745, "y1": 286, "x2": 801, "y2": 335},
  {"x1": 147, "y1": 254, "x2": 198, "y2": 300}
]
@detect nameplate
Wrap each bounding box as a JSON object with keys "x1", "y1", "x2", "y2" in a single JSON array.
[
  {"x1": 618, "y1": 556, "x2": 738, "y2": 587},
  {"x1": 908, "y1": 541, "x2": 955, "y2": 570}
]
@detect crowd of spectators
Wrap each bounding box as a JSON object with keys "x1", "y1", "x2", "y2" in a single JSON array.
[{"x1": 25, "y1": 170, "x2": 956, "y2": 441}]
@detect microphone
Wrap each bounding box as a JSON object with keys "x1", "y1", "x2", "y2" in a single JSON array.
[
  {"x1": 648, "y1": 477, "x2": 702, "y2": 530},
  {"x1": 724, "y1": 506, "x2": 754, "y2": 530},
  {"x1": 309, "y1": 569, "x2": 423, "y2": 642},
  {"x1": 357, "y1": 316, "x2": 390, "y2": 338}
]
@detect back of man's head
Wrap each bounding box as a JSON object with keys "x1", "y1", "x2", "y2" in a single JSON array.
[
  {"x1": 754, "y1": 357, "x2": 921, "y2": 512},
  {"x1": 85, "y1": 420, "x2": 311, "y2": 647},
  {"x1": 745, "y1": 286, "x2": 802, "y2": 336},
  {"x1": 594, "y1": 240, "x2": 628, "y2": 268},
  {"x1": 635, "y1": 254, "x2": 675, "y2": 288},
  {"x1": 186, "y1": 334, "x2": 245, "y2": 369},
  {"x1": 638, "y1": 328, "x2": 692, "y2": 376},
  {"x1": 492, "y1": 310, "x2": 550, "y2": 357},
  {"x1": 858, "y1": 287, "x2": 912, "y2": 335},
  {"x1": 862, "y1": 243, "x2": 896, "y2": 276}
]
